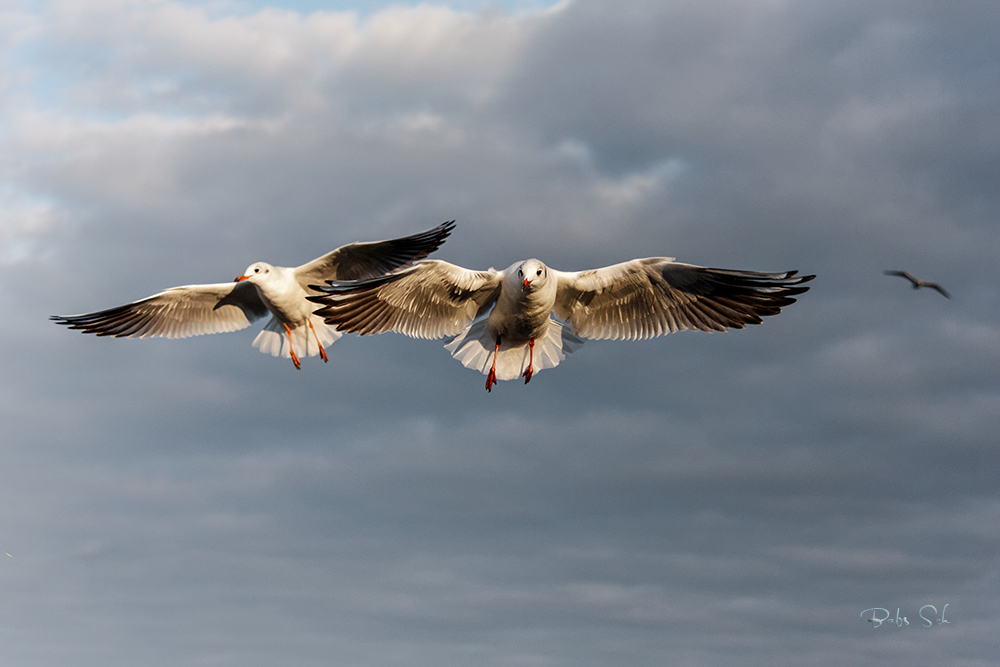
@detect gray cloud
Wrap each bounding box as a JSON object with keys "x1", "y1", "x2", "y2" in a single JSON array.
[{"x1": 2, "y1": 1, "x2": 998, "y2": 665}]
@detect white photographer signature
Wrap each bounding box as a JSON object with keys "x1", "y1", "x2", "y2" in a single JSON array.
[{"x1": 861, "y1": 604, "x2": 950, "y2": 628}]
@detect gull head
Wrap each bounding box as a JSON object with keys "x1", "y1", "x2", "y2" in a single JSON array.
[
  {"x1": 235, "y1": 262, "x2": 273, "y2": 283},
  {"x1": 517, "y1": 259, "x2": 547, "y2": 291}
]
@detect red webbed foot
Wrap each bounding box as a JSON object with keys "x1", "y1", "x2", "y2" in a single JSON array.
[
  {"x1": 284, "y1": 323, "x2": 302, "y2": 369},
  {"x1": 308, "y1": 320, "x2": 328, "y2": 363},
  {"x1": 522, "y1": 338, "x2": 535, "y2": 384},
  {"x1": 485, "y1": 335, "x2": 501, "y2": 392}
]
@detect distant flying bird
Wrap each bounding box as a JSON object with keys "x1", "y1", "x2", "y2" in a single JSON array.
[
  {"x1": 883, "y1": 270, "x2": 950, "y2": 299},
  {"x1": 52, "y1": 221, "x2": 455, "y2": 368},
  {"x1": 310, "y1": 257, "x2": 814, "y2": 391}
]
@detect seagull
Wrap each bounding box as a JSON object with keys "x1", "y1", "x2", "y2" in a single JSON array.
[
  {"x1": 310, "y1": 257, "x2": 814, "y2": 391},
  {"x1": 883, "y1": 270, "x2": 950, "y2": 298},
  {"x1": 52, "y1": 221, "x2": 455, "y2": 368}
]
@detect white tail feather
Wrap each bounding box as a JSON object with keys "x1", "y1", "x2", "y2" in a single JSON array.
[
  {"x1": 252, "y1": 316, "x2": 342, "y2": 358},
  {"x1": 444, "y1": 318, "x2": 584, "y2": 380}
]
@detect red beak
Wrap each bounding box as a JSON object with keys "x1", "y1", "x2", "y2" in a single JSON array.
[
  {"x1": 523, "y1": 278, "x2": 532, "y2": 290},
  {"x1": 235, "y1": 275, "x2": 249, "y2": 282}
]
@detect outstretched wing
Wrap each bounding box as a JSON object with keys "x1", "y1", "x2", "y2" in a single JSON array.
[
  {"x1": 309, "y1": 259, "x2": 502, "y2": 339},
  {"x1": 927, "y1": 283, "x2": 950, "y2": 299},
  {"x1": 294, "y1": 220, "x2": 455, "y2": 287},
  {"x1": 552, "y1": 258, "x2": 814, "y2": 341},
  {"x1": 884, "y1": 270, "x2": 918, "y2": 285},
  {"x1": 51, "y1": 281, "x2": 268, "y2": 339}
]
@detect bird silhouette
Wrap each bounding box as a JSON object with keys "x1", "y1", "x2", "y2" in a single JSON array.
[{"x1": 884, "y1": 270, "x2": 950, "y2": 298}]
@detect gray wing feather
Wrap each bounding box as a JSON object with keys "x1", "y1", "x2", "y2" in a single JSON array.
[
  {"x1": 309, "y1": 260, "x2": 502, "y2": 339},
  {"x1": 51, "y1": 281, "x2": 268, "y2": 339},
  {"x1": 553, "y1": 258, "x2": 814, "y2": 341},
  {"x1": 294, "y1": 220, "x2": 455, "y2": 287}
]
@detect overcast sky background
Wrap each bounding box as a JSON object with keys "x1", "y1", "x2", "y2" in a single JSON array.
[{"x1": 2, "y1": 1, "x2": 999, "y2": 665}]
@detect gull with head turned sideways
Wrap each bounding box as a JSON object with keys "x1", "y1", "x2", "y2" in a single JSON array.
[
  {"x1": 309, "y1": 254, "x2": 814, "y2": 391},
  {"x1": 52, "y1": 221, "x2": 455, "y2": 368}
]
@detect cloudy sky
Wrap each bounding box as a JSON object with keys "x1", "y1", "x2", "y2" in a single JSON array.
[{"x1": 2, "y1": 0, "x2": 999, "y2": 665}]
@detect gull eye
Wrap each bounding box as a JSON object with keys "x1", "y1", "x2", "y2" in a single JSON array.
[
  {"x1": 536, "y1": 268, "x2": 542, "y2": 276},
  {"x1": 254, "y1": 267, "x2": 260, "y2": 273}
]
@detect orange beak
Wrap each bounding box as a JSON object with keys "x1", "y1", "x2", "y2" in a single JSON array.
[
  {"x1": 523, "y1": 278, "x2": 532, "y2": 290},
  {"x1": 235, "y1": 275, "x2": 249, "y2": 282}
]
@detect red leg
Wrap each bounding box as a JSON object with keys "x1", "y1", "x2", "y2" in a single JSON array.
[
  {"x1": 485, "y1": 336, "x2": 501, "y2": 392},
  {"x1": 307, "y1": 320, "x2": 328, "y2": 362},
  {"x1": 522, "y1": 338, "x2": 535, "y2": 384},
  {"x1": 283, "y1": 323, "x2": 301, "y2": 369}
]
